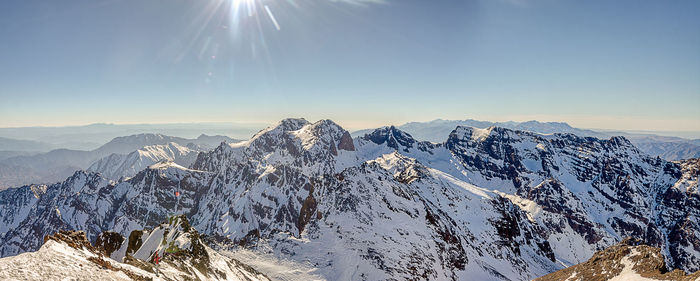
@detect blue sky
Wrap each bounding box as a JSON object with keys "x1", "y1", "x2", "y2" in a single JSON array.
[{"x1": 1, "y1": 0, "x2": 698, "y2": 131}]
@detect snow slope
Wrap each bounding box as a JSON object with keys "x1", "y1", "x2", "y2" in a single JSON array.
[
  {"x1": 88, "y1": 142, "x2": 202, "y2": 180},
  {"x1": 0, "y1": 240, "x2": 151, "y2": 281},
  {"x1": 0, "y1": 225, "x2": 269, "y2": 281},
  {"x1": 0, "y1": 118, "x2": 698, "y2": 280}
]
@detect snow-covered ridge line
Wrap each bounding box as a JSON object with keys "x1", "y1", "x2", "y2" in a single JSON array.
[
  {"x1": 384, "y1": 118, "x2": 700, "y2": 161},
  {"x1": 0, "y1": 218, "x2": 270, "y2": 281},
  {"x1": 88, "y1": 142, "x2": 204, "y2": 181},
  {"x1": 0, "y1": 118, "x2": 698, "y2": 281}
]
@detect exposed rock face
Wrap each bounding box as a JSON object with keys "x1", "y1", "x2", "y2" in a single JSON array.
[
  {"x1": 41, "y1": 230, "x2": 151, "y2": 281},
  {"x1": 362, "y1": 125, "x2": 438, "y2": 153},
  {"x1": 535, "y1": 238, "x2": 700, "y2": 281},
  {"x1": 0, "y1": 119, "x2": 698, "y2": 280},
  {"x1": 43, "y1": 230, "x2": 97, "y2": 253},
  {"x1": 2, "y1": 218, "x2": 267, "y2": 281},
  {"x1": 94, "y1": 231, "x2": 125, "y2": 257},
  {"x1": 657, "y1": 158, "x2": 700, "y2": 271},
  {"x1": 113, "y1": 215, "x2": 270, "y2": 281},
  {"x1": 439, "y1": 126, "x2": 699, "y2": 270},
  {"x1": 337, "y1": 131, "x2": 356, "y2": 152}
]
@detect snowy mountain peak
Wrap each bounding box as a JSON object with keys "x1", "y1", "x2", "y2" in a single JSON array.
[
  {"x1": 1, "y1": 118, "x2": 700, "y2": 280},
  {"x1": 467, "y1": 126, "x2": 497, "y2": 141},
  {"x1": 370, "y1": 152, "x2": 427, "y2": 183},
  {"x1": 94, "y1": 133, "x2": 189, "y2": 156},
  {"x1": 607, "y1": 135, "x2": 635, "y2": 148},
  {"x1": 224, "y1": 118, "x2": 354, "y2": 159},
  {"x1": 363, "y1": 125, "x2": 418, "y2": 151},
  {"x1": 291, "y1": 119, "x2": 355, "y2": 153},
  {"x1": 359, "y1": 125, "x2": 441, "y2": 155},
  {"x1": 250, "y1": 118, "x2": 310, "y2": 140},
  {"x1": 88, "y1": 141, "x2": 202, "y2": 181}
]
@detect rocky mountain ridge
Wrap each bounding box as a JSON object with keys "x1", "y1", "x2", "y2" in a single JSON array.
[
  {"x1": 373, "y1": 118, "x2": 700, "y2": 161},
  {"x1": 0, "y1": 118, "x2": 697, "y2": 280}
]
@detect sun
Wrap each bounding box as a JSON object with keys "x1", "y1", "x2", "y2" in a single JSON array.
[
  {"x1": 231, "y1": 0, "x2": 255, "y2": 6},
  {"x1": 227, "y1": 0, "x2": 281, "y2": 31}
]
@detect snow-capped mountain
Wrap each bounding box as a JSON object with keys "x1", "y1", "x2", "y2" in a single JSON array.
[
  {"x1": 0, "y1": 133, "x2": 237, "y2": 189},
  {"x1": 373, "y1": 118, "x2": 700, "y2": 161},
  {"x1": 189, "y1": 120, "x2": 557, "y2": 280},
  {"x1": 87, "y1": 142, "x2": 203, "y2": 181},
  {"x1": 0, "y1": 118, "x2": 698, "y2": 280},
  {"x1": 93, "y1": 133, "x2": 191, "y2": 156},
  {"x1": 633, "y1": 139, "x2": 700, "y2": 161},
  {"x1": 356, "y1": 125, "x2": 700, "y2": 271},
  {"x1": 357, "y1": 119, "x2": 606, "y2": 142}
]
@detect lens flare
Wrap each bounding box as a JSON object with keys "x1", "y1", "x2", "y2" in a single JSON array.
[{"x1": 178, "y1": 0, "x2": 383, "y2": 82}]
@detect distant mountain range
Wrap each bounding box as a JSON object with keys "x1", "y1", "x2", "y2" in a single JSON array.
[
  {"x1": 0, "y1": 137, "x2": 54, "y2": 153},
  {"x1": 0, "y1": 133, "x2": 239, "y2": 189},
  {"x1": 0, "y1": 122, "x2": 266, "y2": 150},
  {"x1": 353, "y1": 119, "x2": 700, "y2": 161},
  {"x1": 0, "y1": 118, "x2": 697, "y2": 280}
]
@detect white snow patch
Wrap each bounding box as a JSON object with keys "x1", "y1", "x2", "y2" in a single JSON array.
[
  {"x1": 608, "y1": 249, "x2": 661, "y2": 281},
  {"x1": 470, "y1": 127, "x2": 493, "y2": 141}
]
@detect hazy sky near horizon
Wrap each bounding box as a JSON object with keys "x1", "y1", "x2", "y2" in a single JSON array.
[{"x1": 1, "y1": 0, "x2": 699, "y2": 132}]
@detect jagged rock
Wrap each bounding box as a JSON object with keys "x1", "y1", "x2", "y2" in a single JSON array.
[
  {"x1": 94, "y1": 231, "x2": 125, "y2": 257},
  {"x1": 117, "y1": 215, "x2": 269, "y2": 280},
  {"x1": 535, "y1": 238, "x2": 700, "y2": 281},
  {"x1": 43, "y1": 230, "x2": 96, "y2": 253},
  {"x1": 35, "y1": 230, "x2": 152, "y2": 281},
  {"x1": 0, "y1": 119, "x2": 698, "y2": 280}
]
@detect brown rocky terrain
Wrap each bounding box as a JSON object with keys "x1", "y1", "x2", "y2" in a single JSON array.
[{"x1": 535, "y1": 238, "x2": 700, "y2": 281}]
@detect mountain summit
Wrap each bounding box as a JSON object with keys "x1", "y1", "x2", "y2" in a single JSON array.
[{"x1": 0, "y1": 118, "x2": 698, "y2": 280}]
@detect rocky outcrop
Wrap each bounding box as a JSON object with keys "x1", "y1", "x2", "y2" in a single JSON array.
[
  {"x1": 7, "y1": 218, "x2": 267, "y2": 281},
  {"x1": 535, "y1": 238, "x2": 700, "y2": 281},
  {"x1": 115, "y1": 215, "x2": 270, "y2": 280},
  {"x1": 43, "y1": 230, "x2": 97, "y2": 253},
  {"x1": 94, "y1": 231, "x2": 125, "y2": 257},
  {"x1": 42, "y1": 230, "x2": 151, "y2": 281},
  {"x1": 362, "y1": 125, "x2": 438, "y2": 153}
]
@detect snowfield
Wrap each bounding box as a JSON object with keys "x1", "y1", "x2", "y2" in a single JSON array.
[{"x1": 0, "y1": 240, "x2": 153, "y2": 281}]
